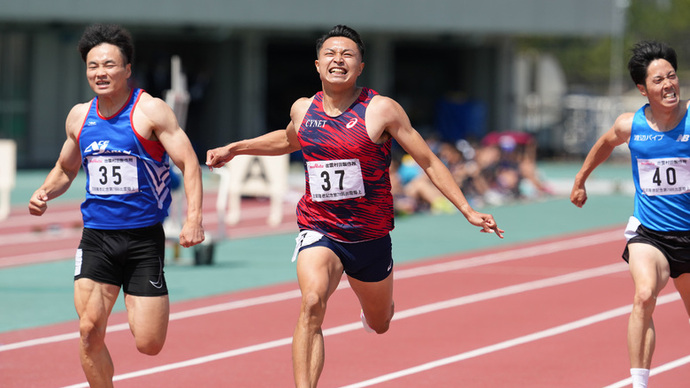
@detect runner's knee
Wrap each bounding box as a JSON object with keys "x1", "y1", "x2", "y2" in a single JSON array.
[
  {"x1": 370, "y1": 319, "x2": 391, "y2": 334},
  {"x1": 135, "y1": 336, "x2": 165, "y2": 355},
  {"x1": 368, "y1": 303, "x2": 394, "y2": 334},
  {"x1": 633, "y1": 286, "x2": 657, "y2": 314},
  {"x1": 79, "y1": 318, "x2": 106, "y2": 352},
  {"x1": 300, "y1": 292, "x2": 327, "y2": 325}
]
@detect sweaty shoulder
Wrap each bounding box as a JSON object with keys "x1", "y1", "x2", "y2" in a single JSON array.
[
  {"x1": 366, "y1": 94, "x2": 407, "y2": 143},
  {"x1": 135, "y1": 91, "x2": 170, "y2": 120},
  {"x1": 368, "y1": 94, "x2": 404, "y2": 121},
  {"x1": 612, "y1": 111, "x2": 635, "y2": 143},
  {"x1": 290, "y1": 96, "x2": 314, "y2": 128},
  {"x1": 65, "y1": 102, "x2": 91, "y2": 139},
  {"x1": 132, "y1": 92, "x2": 177, "y2": 140}
]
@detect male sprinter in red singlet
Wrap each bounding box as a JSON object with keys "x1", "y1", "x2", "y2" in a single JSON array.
[
  {"x1": 206, "y1": 25, "x2": 503, "y2": 388},
  {"x1": 29, "y1": 24, "x2": 205, "y2": 387}
]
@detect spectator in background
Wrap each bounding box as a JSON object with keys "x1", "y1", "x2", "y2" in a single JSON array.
[
  {"x1": 391, "y1": 153, "x2": 456, "y2": 214},
  {"x1": 479, "y1": 131, "x2": 551, "y2": 204},
  {"x1": 438, "y1": 141, "x2": 490, "y2": 207},
  {"x1": 392, "y1": 132, "x2": 551, "y2": 212}
]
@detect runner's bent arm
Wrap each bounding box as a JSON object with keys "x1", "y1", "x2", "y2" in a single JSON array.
[
  {"x1": 141, "y1": 96, "x2": 205, "y2": 247},
  {"x1": 29, "y1": 104, "x2": 86, "y2": 216},
  {"x1": 571, "y1": 113, "x2": 632, "y2": 208}
]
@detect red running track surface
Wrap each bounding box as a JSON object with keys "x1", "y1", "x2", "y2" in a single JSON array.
[{"x1": 2, "y1": 227, "x2": 690, "y2": 387}]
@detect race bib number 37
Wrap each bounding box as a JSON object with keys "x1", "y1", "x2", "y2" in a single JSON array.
[
  {"x1": 87, "y1": 155, "x2": 139, "y2": 195},
  {"x1": 637, "y1": 157, "x2": 690, "y2": 196},
  {"x1": 307, "y1": 158, "x2": 365, "y2": 202}
]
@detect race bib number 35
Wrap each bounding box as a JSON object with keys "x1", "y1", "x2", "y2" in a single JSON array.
[
  {"x1": 307, "y1": 158, "x2": 365, "y2": 202},
  {"x1": 637, "y1": 157, "x2": 690, "y2": 196},
  {"x1": 87, "y1": 155, "x2": 139, "y2": 195}
]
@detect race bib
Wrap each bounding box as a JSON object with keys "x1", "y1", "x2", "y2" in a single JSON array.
[
  {"x1": 306, "y1": 158, "x2": 365, "y2": 202},
  {"x1": 87, "y1": 155, "x2": 139, "y2": 195},
  {"x1": 637, "y1": 157, "x2": 690, "y2": 196}
]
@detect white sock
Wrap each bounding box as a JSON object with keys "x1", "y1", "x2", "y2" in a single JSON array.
[{"x1": 630, "y1": 368, "x2": 649, "y2": 388}]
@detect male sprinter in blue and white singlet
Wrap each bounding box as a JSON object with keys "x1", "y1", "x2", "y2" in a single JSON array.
[
  {"x1": 572, "y1": 41, "x2": 690, "y2": 388},
  {"x1": 29, "y1": 24, "x2": 205, "y2": 387}
]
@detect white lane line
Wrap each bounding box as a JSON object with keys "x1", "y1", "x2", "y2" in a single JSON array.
[
  {"x1": 603, "y1": 354, "x2": 690, "y2": 388},
  {"x1": 60, "y1": 262, "x2": 630, "y2": 387},
  {"x1": 0, "y1": 228, "x2": 623, "y2": 352},
  {"x1": 340, "y1": 293, "x2": 680, "y2": 388}
]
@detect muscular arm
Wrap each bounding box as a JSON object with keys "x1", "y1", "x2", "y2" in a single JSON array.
[
  {"x1": 571, "y1": 113, "x2": 632, "y2": 208},
  {"x1": 28, "y1": 104, "x2": 85, "y2": 216},
  {"x1": 138, "y1": 95, "x2": 205, "y2": 247},
  {"x1": 205, "y1": 98, "x2": 307, "y2": 169},
  {"x1": 368, "y1": 96, "x2": 503, "y2": 238}
]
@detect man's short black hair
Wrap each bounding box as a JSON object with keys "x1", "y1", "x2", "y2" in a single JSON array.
[
  {"x1": 77, "y1": 24, "x2": 134, "y2": 65},
  {"x1": 316, "y1": 25, "x2": 365, "y2": 60},
  {"x1": 628, "y1": 40, "x2": 677, "y2": 86}
]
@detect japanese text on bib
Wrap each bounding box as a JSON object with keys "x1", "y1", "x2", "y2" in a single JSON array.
[
  {"x1": 638, "y1": 157, "x2": 690, "y2": 196},
  {"x1": 87, "y1": 155, "x2": 139, "y2": 194}
]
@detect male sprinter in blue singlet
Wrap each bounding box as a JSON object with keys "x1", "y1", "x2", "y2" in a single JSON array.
[
  {"x1": 207, "y1": 25, "x2": 503, "y2": 388},
  {"x1": 29, "y1": 24, "x2": 205, "y2": 387},
  {"x1": 572, "y1": 41, "x2": 690, "y2": 388}
]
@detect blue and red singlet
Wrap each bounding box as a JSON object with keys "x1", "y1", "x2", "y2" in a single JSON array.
[
  {"x1": 78, "y1": 88, "x2": 172, "y2": 230},
  {"x1": 296, "y1": 87, "x2": 394, "y2": 242}
]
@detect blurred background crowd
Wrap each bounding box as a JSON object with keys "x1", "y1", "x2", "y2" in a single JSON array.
[
  {"x1": 391, "y1": 131, "x2": 552, "y2": 216},
  {"x1": 1, "y1": 0, "x2": 688, "y2": 213}
]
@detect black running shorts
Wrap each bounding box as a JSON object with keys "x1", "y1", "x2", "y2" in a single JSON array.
[
  {"x1": 623, "y1": 223, "x2": 690, "y2": 279},
  {"x1": 74, "y1": 223, "x2": 168, "y2": 296}
]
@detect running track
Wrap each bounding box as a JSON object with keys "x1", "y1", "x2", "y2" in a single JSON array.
[{"x1": 2, "y1": 225, "x2": 690, "y2": 387}]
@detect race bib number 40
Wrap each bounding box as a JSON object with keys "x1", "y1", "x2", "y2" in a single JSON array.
[
  {"x1": 87, "y1": 155, "x2": 139, "y2": 195},
  {"x1": 307, "y1": 158, "x2": 365, "y2": 202},
  {"x1": 637, "y1": 157, "x2": 690, "y2": 196}
]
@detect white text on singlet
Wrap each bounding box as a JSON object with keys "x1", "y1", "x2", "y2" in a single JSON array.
[
  {"x1": 87, "y1": 155, "x2": 139, "y2": 194},
  {"x1": 637, "y1": 157, "x2": 690, "y2": 196},
  {"x1": 307, "y1": 158, "x2": 365, "y2": 202}
]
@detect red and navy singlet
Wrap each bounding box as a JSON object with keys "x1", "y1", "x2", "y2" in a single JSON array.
[{"x1": 296, "y1": 87, "x2": 394, "y2": 242}]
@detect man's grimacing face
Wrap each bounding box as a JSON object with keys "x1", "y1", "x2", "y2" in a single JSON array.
[
  {"x1": 315, "y1": 36, "x2": 364, "y2": 84},
  {"x1": 638, "y1": 58, "x2": 680, "y2": 107},
  {"x1": 85, "y1": 43, "x2": 131, "y2": 96}
]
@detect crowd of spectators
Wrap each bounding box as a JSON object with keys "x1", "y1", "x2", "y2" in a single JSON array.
[{"x1": 390, "y1": 131, "x2": 553, "y2": 215}]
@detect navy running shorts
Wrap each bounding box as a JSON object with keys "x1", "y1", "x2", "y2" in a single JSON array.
[
  {"x1": 298, "y1": 232, "x2": 393, "y2": 282},
  {"x1": 74, "y1": 223, "x2": 168, "y2": 296}
]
